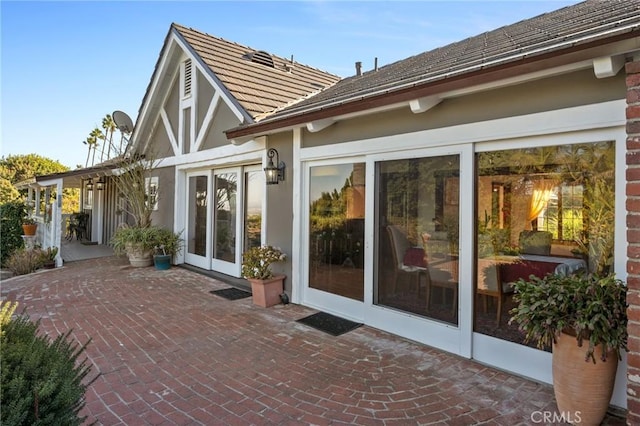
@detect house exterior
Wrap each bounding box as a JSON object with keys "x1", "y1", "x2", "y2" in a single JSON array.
[{"x1": 25, "y1": 0, "x2": 640, "y2": 420}]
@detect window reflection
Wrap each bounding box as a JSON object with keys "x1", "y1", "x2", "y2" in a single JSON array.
[
  {"x1": 475, "y1": 142, "x2": 615, "y2": 346},
  {"x1": 309, "y1": 163, "x2": 365, "y2": 301},
  {"x1": 375, "y1": 155, "x2": 460, "y2": 325}
]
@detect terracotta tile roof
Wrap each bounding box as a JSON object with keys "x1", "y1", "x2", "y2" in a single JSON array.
[
  {"x1": 256, "y1": 0, "x2": 640, "y2": 124},
  {"x1": 172, "y1": 24, "x2": 340, "y2": 122}
]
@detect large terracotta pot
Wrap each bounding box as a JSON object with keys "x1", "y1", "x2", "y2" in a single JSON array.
[
  {"x1": 247, "y1": 275, "x2": 285, "y2": 308},
  {"x1": 22, "y1": 224, "x2": 37, "y2": 236},
  {"x1": 552, "y1": 331, "x2": 618, "y2": 426}
]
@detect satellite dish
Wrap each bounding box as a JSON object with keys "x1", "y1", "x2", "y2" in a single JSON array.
[{"x1": 112, "y1": 110, "x2": 134, "y2": 134}]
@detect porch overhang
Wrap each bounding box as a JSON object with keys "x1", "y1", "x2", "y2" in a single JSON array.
[{"x1": 26, "y1": 164, "x2": 121, "y2": 189}]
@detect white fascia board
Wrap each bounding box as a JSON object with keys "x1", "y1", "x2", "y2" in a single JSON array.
[
  {"x1": 135, "y1": 41, "x2": 181, "y2": 149},
  {"x1": 32, "y1": 178, "x2": 61, "y2": 187}
]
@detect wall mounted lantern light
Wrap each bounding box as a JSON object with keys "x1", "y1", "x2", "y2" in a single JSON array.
[
  {"x1": 96, "y1": 177, "x2": 105, "y2": 191},
  {"x1": 264, "y1": 148, "x2": 285, "y2": 185},
  {"x1": 86, "y1": 178, "x2": 94, "y2": 191}
]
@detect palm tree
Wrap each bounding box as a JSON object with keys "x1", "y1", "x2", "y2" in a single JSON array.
[
  {"x1": 101, "y1": 114, "x2": 117, "y2": 159},
  {"x1": 83, "y1": 137, "x2": 93, "y2": 167},
  {"x1": 89, "y1": 128, "x2": 103, "y2": 166}
]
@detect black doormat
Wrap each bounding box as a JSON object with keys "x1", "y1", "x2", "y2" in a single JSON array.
[
  {"x1": 296, "y1": 312, "x2": 363, "y2": 336},
  {"x1": 210, "y1": 287, "x2": 252, "y2": 300}
]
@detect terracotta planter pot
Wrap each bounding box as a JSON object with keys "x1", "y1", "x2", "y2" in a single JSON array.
[
  {"x1": 552, "y1": 331, "x2": 618, "y2": 426},
  {"x1": 22, "y1": 224, "x2": 37, "y2": 236},
  {"x1": 247, "y1": 275, "x2": 285, "y2": 308}
]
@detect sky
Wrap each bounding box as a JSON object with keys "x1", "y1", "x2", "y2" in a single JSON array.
[{"x1": 1, "y1": 0, "x2": 580, "y2": 170}]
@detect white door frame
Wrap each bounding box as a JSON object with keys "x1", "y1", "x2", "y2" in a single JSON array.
[
  {"x1": 211, "y1": 166, "x2": 243, "y2": 276},
  {"x1": 184, "y1": 170, "x2": 212, "y2": 269},
  {"x1": 301, "y1": 157, "x2": 367, "y2": 322}
]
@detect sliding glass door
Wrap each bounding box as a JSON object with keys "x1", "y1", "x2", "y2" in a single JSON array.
[{"x1": 374, "y1": 155, "x2": 460, "y2": 326}]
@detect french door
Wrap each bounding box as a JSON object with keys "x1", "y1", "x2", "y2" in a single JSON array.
[
  {"x1": 185, "y1": 172, "x2": 210, "y2": 269},
  {"x1": 184, "y1": 165, "x2": 263, "y2": 276}
]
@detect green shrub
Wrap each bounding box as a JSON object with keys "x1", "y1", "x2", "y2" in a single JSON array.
[
  {"x1": 0, "y1": 201, "x2": 28, "y2": 266},
  {"x1": 5, "y1": 248, "x2": 45, "y2": 276},
  {"x1": 1, "y1": 310, "x2": 96, "y2": 425}
]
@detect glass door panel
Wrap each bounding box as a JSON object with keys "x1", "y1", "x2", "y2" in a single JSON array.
[
  {"x1": 212, "y1": 169, "x2": 240, "y2": 275},
  {"x1": 185, "y1": 174, "x2": 210, "y2": 269},
  {"x1": 309, "y1": 163, "x2": 366, "y2": 301},
  {"x1": 375, "y1": 155, "x2": 460, "y2": 325},
  {"x1": 244, "y1": 168, "x2": 264, "y2": 250}
]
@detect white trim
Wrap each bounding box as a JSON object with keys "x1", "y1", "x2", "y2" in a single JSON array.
[
  {"x1": 211, "y1": 167, "x2": 243, "y2": 276},
  {"x1": 174, "y1": 168, "x2": 187, "y2": 265},
  {"x1": 300, "y1": 100, "x2": 626, "y2": 161},
  {"x1": 614, "y1": 126, "x2": 628, "y2": 283},
  {"x1": 172, "y1": 34, "x2": 246, "y2": 124},
  {"x1": 291, "y1": 128, "x2": 302, "y2": 304},
  {"x1": 193, "y1": 92, "x2": 221, "y2": 152},
  {"x1": 164, "y1": 139, "x2": 265, "y2": 169},
  {"x1": 160, "y1": 108, "x2": 179, "y2": 155},
  {"x1": 183, "y1": 170, "x2": 212, "y2": 269},
  {"x1": 300, "y1": 156, "x2": 367, "y2": 315}
]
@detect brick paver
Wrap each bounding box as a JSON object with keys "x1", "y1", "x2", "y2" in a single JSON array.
[{"x1": 1, "y1": 257, "x2": 626, "y2": 425}]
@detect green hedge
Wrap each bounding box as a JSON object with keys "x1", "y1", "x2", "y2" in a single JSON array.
[{"x1": 0, "y1": 201, "x2": 28, "y2": 266}]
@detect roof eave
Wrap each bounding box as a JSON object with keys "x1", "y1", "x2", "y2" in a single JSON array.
[{"x1": 226, "y1": 29, "x2": 640, "y2": 140}]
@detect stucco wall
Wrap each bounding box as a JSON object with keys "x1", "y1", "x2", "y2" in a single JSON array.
[
  {"x1": 149, "y1": 166, "x2": 176, "y2": 230},
  {"x1": 302, "y1": 68, "x2": 625, "y2": 148},
  {"x1": 150, "y1": 119, "x2": 175, "y2": 159},
  {"x1": 199, "y1": 101, "x2": 241, "y2": 151},
  {"x1": 197, "y1": 69, "x2": 214, "y2": 131},
  {"x1": 164, "y1": 76, "x2": 180, "y2": 147},
  {"x1": 264, "y1": 132, "x2": 294, "y2": 294}
]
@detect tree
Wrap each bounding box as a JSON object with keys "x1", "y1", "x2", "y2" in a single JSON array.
[
  {"x1": 88, "y1": 128, "x2": 104, "y2": 167},
  {"x1": 101, "y1": 114, "x2": 117, "y2": 162},
  {"x1": 0, "y1": 154, "x2": 79, "y2": 213},
  {"x1": 0, "y1": 154, "x2": 69, "y2": 186}
]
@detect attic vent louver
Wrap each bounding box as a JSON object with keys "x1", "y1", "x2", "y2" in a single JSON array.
[
  {"x1": 184, "y1": 59, "x2": 192, "y2": 96},
  {"x1": 249, "y1": 50, "x2": 275, "y2": 68}
]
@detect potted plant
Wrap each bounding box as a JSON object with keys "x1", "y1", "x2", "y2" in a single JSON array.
[
  {"x1": 40, "y1": 246, "x2": 58, "y2": 269},
  {"x1": 241, "y1": 245, "x2": 287, "y2": 307},
  {"x1": 22, "y1": 216, "x2": 37, "y2": 236},
  {"x1": 110, "y1": 225, "x2": 158, "y2": 267},
  {"x1": 509, "y1": 272, "x2": 628, "y2": 425},
  {"x1": 152, "y1": 228, "x2": 183, "y2": 270}
]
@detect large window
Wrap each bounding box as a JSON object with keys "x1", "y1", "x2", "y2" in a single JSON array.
[
  {"x1": 475, "y1": 142, "x2": 615, "y2": 346},
  {"x1": 375, "y1": 155, "x2": 460, "y2": 325}
]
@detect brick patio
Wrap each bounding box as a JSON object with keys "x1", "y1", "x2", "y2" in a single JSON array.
[{"x1": 1, "y1": 257, "x2": 626, "y2": 425}]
